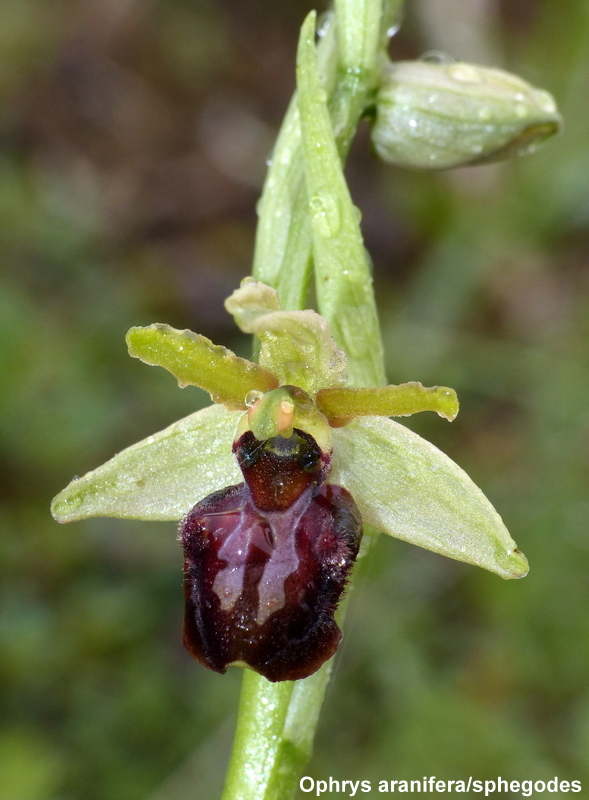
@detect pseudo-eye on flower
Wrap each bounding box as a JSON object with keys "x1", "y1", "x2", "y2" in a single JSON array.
[{"x1": 52, "y1": 278, "x2": 528, "y2": 682}]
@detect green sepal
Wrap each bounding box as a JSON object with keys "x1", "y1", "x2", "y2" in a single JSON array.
[
  {"x1": 126, "y1": 324, "x2": 278, "y2": 410},
  {"x1": 51, "y1": 404, "x2": 242, "y2": 523},
  {"x1": 330, "y1": 416, "x2": 528, "y2": 579},
  {"x1": 317, "y1": 382, "x2": 459, "y2": 425},
  {"x1": 225, "y1": 278, "x2": 347, "y2": 394}
]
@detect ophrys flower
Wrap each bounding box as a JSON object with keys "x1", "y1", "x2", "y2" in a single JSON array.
[{"x1": 52, "y1": 278, "x2": 528, "y2": 682}]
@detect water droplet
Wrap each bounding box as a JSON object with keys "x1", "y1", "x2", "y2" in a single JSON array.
[
  {"x1": 309, "y1": 193, "x2": 341, "y2": 238},
  {"x1": 72, "y1": 475, "x2": 80, "y2": 481},
  {"x1": 386, "y1": 5, "x2": 404, "y2": 39},
  {"x1": 515, "y1": 141, "x2": 539, "y2": 157},
  {"x1": 316, "y1": 12, "x2": 332, "y2": 38},
  {"x1": 408, "y1": 118, "x2": 417, "y2": 128},
  {"x1": 477, "y1": 105, "x2": 492, "y2": 121},
  {"x1": 447, "y1": 63, "x2": 481, "y2": 83},
  {"x1": 421, "y1": 50, "x2": 455, "y2": 65},
  {"x1": 514, "y1": 102, "x2": 528, "y2": 119},
  {"x1": 245, "y1": 390, "x2": 264, "y2": 407},
  {"x1": 533, "y1": 89, "x2": 557, "y2": 114}
]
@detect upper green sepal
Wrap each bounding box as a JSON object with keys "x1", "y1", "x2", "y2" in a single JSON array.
[
  {"x1": 51, "y1": 404, "x2": 242, "y2": 523},
  {"x1": 225, "y1": 278, "x2": 347, "y2": 394},
  {"x1": 371, "y1": 59, "x2": 562, "y2": 170},
  {"x1": 126, "y1": 323, "x2": 278, "y2": 410},
  {"x1": 330, "y1": 416, "x2": 528, "y2": 580}
]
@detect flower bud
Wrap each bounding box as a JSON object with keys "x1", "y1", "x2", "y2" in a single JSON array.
[{"x1": 371, "y1": 59, "x2": 562, "y2": 170}]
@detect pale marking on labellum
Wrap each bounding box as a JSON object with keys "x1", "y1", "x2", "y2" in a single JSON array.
[
  {"x1": 208, "y1": 483, "x2": 315, "y2": 626},
  {"x1": 213, "y1": 565, "x2": 246, "y2": 611}
]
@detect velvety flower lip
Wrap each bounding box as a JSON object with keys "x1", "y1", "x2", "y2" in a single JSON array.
[
  {"x1": 179, "y1": 426, "x2": 363, "y2": 682},
  {"x1": 51, "y1": 278, "x2": 528, "y2": 581}
]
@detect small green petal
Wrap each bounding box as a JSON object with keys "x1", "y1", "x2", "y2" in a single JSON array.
[
  {"x1": 225, "y1": 278, "x2": 347, "y2": 394},
  {"x1": 126, "y1": 324, "x2": 278, "y2": 410},
  {"x1": 316, "y1": 382, "x2": 459, "y2": 425},
  {"x1": 51, "y1": 405, "x2": 242, "y2": 523},
  {"x1": 330, "y1": 417, "x2": 528, "y2": 579}
]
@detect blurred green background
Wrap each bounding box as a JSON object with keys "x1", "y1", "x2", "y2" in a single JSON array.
[{"x1": 1, "y1": 0, "x2": 588, "y2": 798}]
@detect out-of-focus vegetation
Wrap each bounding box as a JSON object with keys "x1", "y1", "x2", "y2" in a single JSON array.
[{"x1": 1, "y1": 1, "x2": 588, "y2": 798}]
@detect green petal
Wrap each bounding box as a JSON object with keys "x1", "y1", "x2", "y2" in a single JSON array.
[
  {"x1": 330, "y1": 417, "x2": 528, "y2": 579},
  {"x1": 51, "y1": 405, "x2": 242, "y2": 523},
  {"x1": 225, "y1": 278, "x2": 347, "y2": 394},
  {"x1": 316, "y1": 382, "x2": 459, "y2": 425},
  {"x1": 127, "y1": 324, "x2": 278, "y2": 410}
]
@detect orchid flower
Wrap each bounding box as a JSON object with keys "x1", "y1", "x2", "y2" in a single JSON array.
[{"x1": 52, "y1": 278, "x2": 528, "y2": 682}]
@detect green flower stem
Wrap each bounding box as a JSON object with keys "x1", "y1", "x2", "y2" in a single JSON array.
[
  {"x1": 220, "y1": 578, "x2": 362, "y2": 800},
  {"x1": 222, "y1": 3, "x2": 395, "y2": 799},
  {"x1": 220, "y1": 666, "x2": 334, "y2": 800}
]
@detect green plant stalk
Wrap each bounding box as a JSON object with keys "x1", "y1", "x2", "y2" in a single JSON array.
[{"x1": 221, "y1": 3, "x2": 396, "y2": 799}]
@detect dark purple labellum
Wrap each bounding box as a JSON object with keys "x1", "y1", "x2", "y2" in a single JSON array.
[{"x1": 179, "y1": 428, "x2": 362, "y2": 682}]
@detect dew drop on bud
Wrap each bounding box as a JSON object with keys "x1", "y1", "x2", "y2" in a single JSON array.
[
  {"x1": 447, "y1": 63, "x2": 482, "y2": 84},
  {"x1": 309, "y1": 193, "x2": 341, "y2": 238},
  {"x1": 420, "y1": 51, "x2": 455, "y2": 66}
]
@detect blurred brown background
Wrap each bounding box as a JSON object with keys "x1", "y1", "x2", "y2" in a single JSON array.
[{"x1": 2, "y1": 0, "x2": 589, "y2": 798}]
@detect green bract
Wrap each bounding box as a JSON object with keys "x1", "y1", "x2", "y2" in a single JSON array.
[{"x1": 52, "y1": 278, "x2": 528, "y2": 580}]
